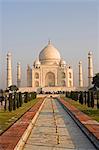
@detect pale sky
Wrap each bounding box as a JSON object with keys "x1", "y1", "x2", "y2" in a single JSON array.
[{"x1": 0, "y1": 0, "x2": 99, "y2": 89}]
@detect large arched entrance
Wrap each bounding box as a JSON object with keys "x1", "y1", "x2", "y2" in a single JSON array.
[{"x1": 45, "y1": 72, "x2": 55, "y2": 87}]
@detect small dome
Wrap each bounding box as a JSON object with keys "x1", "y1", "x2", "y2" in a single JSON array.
[
  {"x1": 39, "y1": 41, "x2": 61, "y2": 64},
  {"x1": 60, "y1": 59, "x2": 66, "y2": 66},
  {"x1": 88, "y1": 51, "x2": 92, "y2": 55},
  {"x1": 35, "y1": 58, "x2": 41, "y2": 65},
  {"x1": 79, "y1": 61, "x2": 82, "y2": 64},
  {"x1": 33, "y1": 58, "x2": 41, "y2": 68}
]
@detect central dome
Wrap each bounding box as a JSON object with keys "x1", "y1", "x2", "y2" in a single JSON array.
[{"x1": 39, "y1": 41, "x2": 61, "y2": 65}]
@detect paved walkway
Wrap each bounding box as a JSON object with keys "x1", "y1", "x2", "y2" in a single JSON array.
[
  {"x1": 0, "y1": 99, "x2": 44, "y2": 150},
  {"x1": 23, "y1": 97, "x2": 96, "y2": 150}
]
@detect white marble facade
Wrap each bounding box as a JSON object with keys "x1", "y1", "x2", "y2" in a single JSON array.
[{"x1": 27, "y1": 41, "x2": 74, "y2": 90}]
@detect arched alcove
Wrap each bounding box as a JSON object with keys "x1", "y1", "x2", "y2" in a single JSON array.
[
  {"x1": 61, "y1": 72, "x2": 65, "y2": 78},
  {"x1": 61, "y1": 80, "x2": 66, "y2": 86},
  {"x1": 45, "y1": 72, "x2": 55, "y2": 87},
  {"x1": 35, "y1": 73, "x2": 39, "y2": 79},
  {"x1": 35, "y1": 81, "x2": 39, "y2": 87}
]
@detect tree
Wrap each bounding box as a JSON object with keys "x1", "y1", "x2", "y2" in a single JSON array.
[
  {"x1": 8, "y1": 93, "x2": 13, "y2": 111},
  {"x1": 16, "y1": 93, "x2": 20, "y2": 108},
  {"x1": 8, "y1": 85, "x2": 19, "y2": 110},
  {"x1": 79, "y1": 92, "x2": 83, "y2": 105},
  {"x1": 24, "y1": 92, "x2": 28, "y2": 103},
  {"x1": 90, "y1": 91, "x2": 94, "y2": 108},
  {"x1": 87, "y1": 91, "x2": 91, "y2": 107},
  {"x1": 92, "y1": 73, "x2": 99, "y2": 88},
  {"x1": 97, "y1": 91, "x2": 99, "y2": 109},
  {"x1": 0, "y1": 89, "x2": 4, "y2": 105},
  {"x1": 8, "y1": 85, "x2": 19, "y2": 92},
  {"x1": 84, "y1": 91, "x2": 87, "y2": 105},
  {"x1": 19, "y1": 92, "x2": 22, "y2": 107},
  {"x1": 13, "y1": 94, "x2": 16, "y2": 110},
  {"x1": 4, "y1": 89, "x2": 9, "y2": 111}
]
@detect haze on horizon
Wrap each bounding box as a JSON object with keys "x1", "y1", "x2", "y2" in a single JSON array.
[{"x1": 0, "y1": 0, "x2": 99, "y2": 89}]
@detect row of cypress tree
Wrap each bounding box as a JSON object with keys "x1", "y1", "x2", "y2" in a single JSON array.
[
  {"x1": 5, "y1": 92, "x2": 37, "y2": 112},
  {"x1": 66, "y1": 91, "x2": 99, "y2": 109}
]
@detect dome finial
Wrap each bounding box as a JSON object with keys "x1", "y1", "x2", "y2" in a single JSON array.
[{"x1": 48, "y1": 39, "x2": 51, "y2": 45}]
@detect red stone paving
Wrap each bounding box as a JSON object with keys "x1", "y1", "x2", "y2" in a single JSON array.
[
  {"x1": 58, "y1": 98, "x2": 99, "y2": 140},
  {"x1": 0, "y1": 98, "x2": 44, "y2": 150}
]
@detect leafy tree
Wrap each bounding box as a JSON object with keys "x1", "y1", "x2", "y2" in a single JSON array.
[
  {"x1": 31, "y1": 92, "x2": 37, "y2": 99},
  {"x1": 92, "y1": 73, "x2": 99, "y2": 88},
  {"x1": 8, "y1": 85, "x2": 19, "y2": 92},
  {"x1": 8, "y1": 85, "x2": 19, "y2": 110}
]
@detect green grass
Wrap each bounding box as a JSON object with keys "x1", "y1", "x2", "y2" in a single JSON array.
[
  {"x1": 0, "y1": 98, "x2": 39, "y2": 134},
  {"x1": 63, "y1": 97, "x2": 99, "y2": 122}
]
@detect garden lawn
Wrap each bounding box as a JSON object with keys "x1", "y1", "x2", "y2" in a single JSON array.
[
  {"x1": 63, "y1": 97, "x2": 99, "y2": 122},
  {"x1": 0, "y1": 98, "x2": 39, "y2": 134}
]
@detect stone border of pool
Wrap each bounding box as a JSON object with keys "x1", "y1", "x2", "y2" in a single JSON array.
[
  {"x1": 57, "y1": 98, "x2": 99, "y2": 149},
  {"x1": 0, "y1": 98, "x2": 46, "y2": 150}
]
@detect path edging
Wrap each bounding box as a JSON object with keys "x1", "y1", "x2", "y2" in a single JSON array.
[
  {"x1": 58, "y1": 98, "x2": 99, "y2": 149},
  {"x1": 14, "y1": 98, "x2": 46, "y2": 150}
]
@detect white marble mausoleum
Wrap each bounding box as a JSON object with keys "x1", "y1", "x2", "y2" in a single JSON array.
[{"x1": 26, "y1": 41, "x2": 74, "y2": 92}]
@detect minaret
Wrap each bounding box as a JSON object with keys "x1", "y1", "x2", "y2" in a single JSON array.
[
  {"x1": 17, "y1": 62, "x2": 21, "y2": 87},
  {"x1": 7, "y1": 52, "x2": 12, "y2": 87},
  {"x1": 88, "y1": 51, "x2": 93, "y2": 87},
  {"x1": 27, "y1": 65, "x2": 32, "y2": 87},
  {"x1": 79, "y1": 61, "x2": 83, "y2": 87}
]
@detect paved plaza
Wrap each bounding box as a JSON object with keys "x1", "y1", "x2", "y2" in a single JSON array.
[{"x1": 23, "y1": 97, "x2": 96, "y2": 150}]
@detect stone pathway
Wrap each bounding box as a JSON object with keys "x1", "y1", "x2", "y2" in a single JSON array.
[
  {"x1": 23, "y1": 97, "x2": 96, "y2": 150},
  {"x1": 0, "y1": 99, "x2": 44, "y2": 150}
]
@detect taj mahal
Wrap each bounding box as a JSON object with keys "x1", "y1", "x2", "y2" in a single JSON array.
[
  {"x1": 6, "y1": 40, "x2": 93, "y2": 92},
  {"x1": 27, "y1": 40, "x2": 73, "y2": 91}
]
